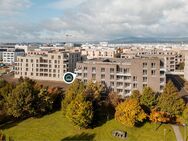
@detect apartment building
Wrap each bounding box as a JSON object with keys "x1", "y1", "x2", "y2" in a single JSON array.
[
  {"x1": 75, "y1": 57, "x2": 166, "y2": 97},
  {"x1": 121, "y1": 49, "x2": 184, "y2": 72},
  {"x1": 3, "y1": 49, "x2": 25, "y2": 64},
  {"x1": 81, "y1": 48, "x2": 117, "y2": 59},
  {"x1": 15, "y1": 51, "x2": 81, "y2": 81}
]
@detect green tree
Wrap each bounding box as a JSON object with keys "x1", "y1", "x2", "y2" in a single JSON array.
[
  {"x1": 5, "y1": 81, "x2": 35, "y2": 118},
  {"x1": 34, "y1": 88, "x2": 53, "y2": 115},
  {"x1": 182, "y1": 106, "x2": 188, "y2": 124},
  {"x1": 157, "y1": 81, "x2": 185, "y2": 116},
  {"x1": 140, "y1": 87, "x2": 157, "y2": 109},
  {"x1": 66, "y1": 94, "x2": 93, "y2": 128},
  {"x1": 62, "y1": 80, "x2": 85, "y2": 114},
  {"x1": 85, "y1": 81, "x2": 104, "y2": 101},
  {"x1": 130, "y1": 90, "x2": 141, "y2": 100},
  {"x1": 115, "y1": 98, "x2": 146, "y2": 127}
]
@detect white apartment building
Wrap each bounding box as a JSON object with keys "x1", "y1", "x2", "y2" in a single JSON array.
[
  {"x1": 3, "y1": 49, "x2": 25, "y2": 64},
  {"x1": 15, "y1": 51, "x2": 81, "y2": 81}
]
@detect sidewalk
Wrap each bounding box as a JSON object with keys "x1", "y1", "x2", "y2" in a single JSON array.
[{"x1": 171, "y1": 125, "x2": 184, "y2": 141}]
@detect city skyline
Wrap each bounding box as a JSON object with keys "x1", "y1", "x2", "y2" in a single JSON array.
[{"x1": 1, "y1": 0, "x2": 188, "y2": 42}]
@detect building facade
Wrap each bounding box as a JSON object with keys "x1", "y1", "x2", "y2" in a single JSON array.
[
  {"x1": 3, "y1": 49, "x2": 25, "y2": 64},
  {"x1": 75, "y1": 58, "x2": 166, "y2": 97},
  {"x1": 15, "y1": 51, "x2": 81, "y2": 81}
]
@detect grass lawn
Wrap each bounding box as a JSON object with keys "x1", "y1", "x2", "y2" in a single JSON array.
[{"x1": 1, "y1": 111, "x2": 176, "y2": 141}]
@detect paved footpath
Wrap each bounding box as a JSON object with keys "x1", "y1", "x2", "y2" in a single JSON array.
[{"x1": 171, "y1": 125, "x2": 184, "y2": 141}]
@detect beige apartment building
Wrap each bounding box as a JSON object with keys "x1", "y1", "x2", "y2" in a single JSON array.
[
  {"x1": 15, "y1": 51, "x2": 81, "y2": 81},
  {"x1": 81, "y1": 48, "x2": 116, "y2": 59},
  {"x1": 121, "y1": 49, "x2": 184, "y2": 72},
  {"x1": 75, "y1": 57, "x2": 166, "y2": 97}
]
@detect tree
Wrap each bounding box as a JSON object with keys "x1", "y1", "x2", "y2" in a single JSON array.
[
  {"x1": 157, "y1": 81, "x2": 185, "y2": 116},
  {"x1": 66, "y1": 94, "x2": 93, "y2": 128},
  {"x1": 130, "y1": 90, "x2": 141, "y2": 100},
  {"x1": 182, "y1": 106, "x2": 188, "y2": 124},
  {"x1": 62, "y1": 80, "x2": 85, "y2": 114},
  {"x1": 34, "y1": 88, "x2": 53, "y2": 115},
  {"x1": 108, "y1": 91, "x2": 121, "y2": 108},
  {"x1": 149, "y1": 109, "x2": 170, "y2": 123},
  {"x1": 115, "y1": 99, "x2": 146, "y2": 127},
  {"x1": 85, "y1": 81, "x2": 104, "y2": 101},
  {"x1": 5, "y1": 81, "x2": 35, "y2": 118},
  {"x1": 140, "y1": 87, "x2": 157, "y2": 109}
]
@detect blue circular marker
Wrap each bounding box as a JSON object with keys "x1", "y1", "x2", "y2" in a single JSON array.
[{"x1": 63, "y1": 72, "x2": 76, "y2": 84}]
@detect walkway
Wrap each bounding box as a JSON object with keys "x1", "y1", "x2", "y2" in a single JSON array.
[{"x1": 171, "y1": 125, "x2": 184, "y2": 141}]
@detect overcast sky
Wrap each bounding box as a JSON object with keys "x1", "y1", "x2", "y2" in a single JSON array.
[{"x1": 0, "y1": 0, "x2": 188, "y2": 42}]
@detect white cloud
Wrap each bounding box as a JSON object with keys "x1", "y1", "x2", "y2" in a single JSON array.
[
  {"x1": 1, "y1": 0, "x2": 188, "y2": 42},
  {"x1": 0, "y1": 0, "x2": 32, "y2": 16},
  {"x1": 45, "y1": 0, "x2": 188, "y2": 40}
]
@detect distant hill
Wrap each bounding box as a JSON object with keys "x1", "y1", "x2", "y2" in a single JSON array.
[{"x1": 109, "y1": 37, "x2": 188, "y2": 44}]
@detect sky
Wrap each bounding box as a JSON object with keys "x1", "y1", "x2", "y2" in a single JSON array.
[{"x1": 0, "y1": 0, "x2": 188, "y2": 42}]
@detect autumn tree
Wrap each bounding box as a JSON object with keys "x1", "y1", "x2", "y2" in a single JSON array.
[
  {"x1": 108, "y1": 91, "x2": 121, "y2": 108},
  {"x1": 149, "y1": 109, "x2": 171, "y2": 123},
  {"x1": 157, "y1": 81, "x2": 185, "y2": 116},
  {"x1": 62, "y1": 80, "x2": 85, "y2": 114},
  {"x1": 66, "y1": 94, "x2": 93, "y2": 128},
  {"x1": 115, "y1": 98, "x2": 146, "y2": 127},
  {"x1": 140, "y1": 87, "x2": 157, "y2": 110}
]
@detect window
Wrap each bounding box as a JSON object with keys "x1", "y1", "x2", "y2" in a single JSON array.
[
  {"x1": 143, "y1": 84, "x2": 147, "y2": 88},
  {"x1": 124, "y1": 68, "x2": 130, "y2": 73},
  {"x1": 101, "y1": 74, "x2": 105, "y2": 79},
  {"x1": 110, "y1": 75, "x2": 114, "y2": 79},
  {"x1": 92, "y1": 74, "x2": 96, "y2": 79},
  {"x1": 143, "y1": 62, "x2": 147, "y2": 68},
  {"x1": 84, "y1": 67, "x2": 87, "y2": 71},
  {"x1": 133, "y1": 83, "x2": 137, "y2": 88},
  {"x1": 151, "y1": 63, "x2": 156, "y2": 68},
  {"x1": 133, "y1": 76, "x2": 137, "y2": 81},
  {"x1": 51, "y1": 55, "x2": 54, "y2": 59},
  {"x1": 110, "y1": 82, "x2": 114, "y2": 86},
  {"x1": 92, "y1": 67, "x2": 96, "y2": 72},
  {"x1": 151, "y1": 70, "x2": 156, "y2": 76},
  {"x1": 143, "y1": 70, "x2": 147, "y2": 75},
  {"x1": 110, "y1": 68, "x2": 114, "y2": 73},
  {"x1": 58, "y1": 55, "x2": 61, "y2": 59},
  {"x1": 101, "y1": 68, "x2": 105, "y2": 72},
  {"x1": 84, "y1": 73, "x2": 87, "y2": 77},
  {"x1": 143, "y1": 77, "x2": 147, "y2": 82}
]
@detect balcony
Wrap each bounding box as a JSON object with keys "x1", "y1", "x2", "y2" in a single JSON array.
[
  {"x1": 75, "y1": 69, "x2": 82, "y2": 73},
  {"x1": 116, "y1": 72, "x2": 131, "y2": 76},
  {"x1": 124, "y1": 86, "x2": 131, "y2": 90}
]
